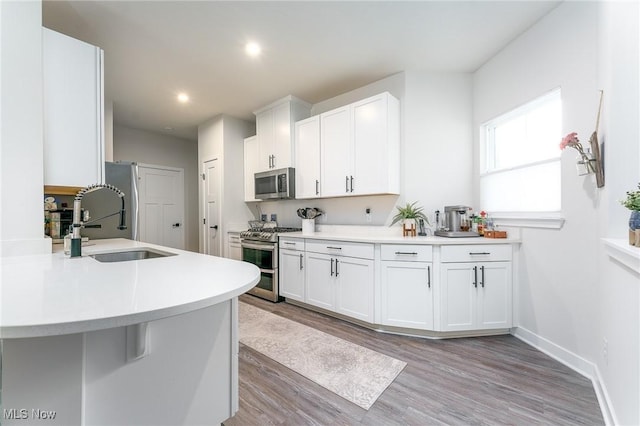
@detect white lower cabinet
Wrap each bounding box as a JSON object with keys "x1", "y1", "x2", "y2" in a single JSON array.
[
  {"x1": 380, "y1": 245, "x2": 433, "y2": 329},
  {"x1": 285, "y1": 239, "x2": 514, "y2": 337},
  {"x1": 439, "y1": 245, "x2": 512, "y2": 332},
  {"x1": 279, "y1": 245, "x2": 306, "y2": 302},
  {"x1": 304, "y1": 241, "x2": 374, "y2": 323}
]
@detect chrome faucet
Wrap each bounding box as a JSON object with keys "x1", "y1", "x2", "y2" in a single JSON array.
[{"x1": 70, "y1": 184, "x2": 127, "y2": 257}]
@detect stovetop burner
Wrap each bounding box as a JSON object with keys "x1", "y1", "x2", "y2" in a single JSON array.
[{"x1": 240, "y1": 226, "x2": 302, "y2": 242}]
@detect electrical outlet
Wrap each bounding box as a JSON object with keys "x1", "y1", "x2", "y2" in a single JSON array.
[
  {"x1": 603, "y1": 338, "x2": 608, "y2": 365},
  {"x1": 271, "y1": 214, "x2": 277, "y2": 222},
  {"x1": 365, "y1": 207, "x2": 372, "y2": 223}
]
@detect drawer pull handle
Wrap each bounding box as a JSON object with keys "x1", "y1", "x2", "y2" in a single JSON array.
[
  {"x1": 395, "y1": 251, "x2": 418, "y2": 255},
  {"x1": 427, "y1": 265, "x2": 431, "y2": 288},
  {"x1": 469, "y1": 252, "x2": 491, "y2": 255},
  {"x1": 330, "y1": 258, "x2": 334, "y2": 276},
  {"x1": 326, "y1": 246, "x2": 342, "y2": 250},
  {"x1": 283, "y1": 242, "x2": 296, "y2": 245},
  {"x1": 480, "y1": 265, "x2": 485, "y2": 288},
  {"x1": 335, "y1": 258, "x2": 340, "y2": 276},
  {"x1": 299, "y1": 253, "x2": 303, "y2": 270}
]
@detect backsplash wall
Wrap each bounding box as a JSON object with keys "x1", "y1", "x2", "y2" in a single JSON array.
[{"x1": 250, "y1": 70, "x2": 475, "y2": 230}]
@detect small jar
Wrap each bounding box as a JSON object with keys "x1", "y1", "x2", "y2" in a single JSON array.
[{"x1": 63, "y1": 226, "x2": 73, "y2": 255}]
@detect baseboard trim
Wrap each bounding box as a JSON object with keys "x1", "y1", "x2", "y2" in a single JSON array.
[{"x1": 512, "y1": 326, "x2": 616, "y2": 425}]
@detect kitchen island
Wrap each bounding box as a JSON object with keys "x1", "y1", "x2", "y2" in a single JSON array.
[{"x1": 0, "y1": 238, "x2": 259, "y2": 425}]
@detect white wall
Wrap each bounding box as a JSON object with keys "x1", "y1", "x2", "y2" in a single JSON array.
[
  {"x1": 259, "y1": 71, "x2": 474, "y2": 229},
  {"x1": 595, "y1": 2, "x2": 639, "y2": 424},
  {"x1": 0, "y1": 0, "x2": 50, "y2": 257},
  {"x1": 113, "y1": 125, "x2": 199, "y2": 252},
  {"x1": 474, "y1": 2, "x2": 639, "y2": 424}
]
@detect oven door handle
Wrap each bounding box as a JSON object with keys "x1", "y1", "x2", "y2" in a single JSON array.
[{"x1": 241, "y1": 242, "x2": 276, "y2": 252}]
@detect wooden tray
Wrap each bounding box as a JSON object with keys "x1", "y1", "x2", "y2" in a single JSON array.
[{"x1": 484, "y1": 230, "x2": 507, "y2": 239}]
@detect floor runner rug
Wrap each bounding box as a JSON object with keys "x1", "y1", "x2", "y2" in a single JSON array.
[{"x1": 238, "y1": 302, "x2": 407, "y2": 410}]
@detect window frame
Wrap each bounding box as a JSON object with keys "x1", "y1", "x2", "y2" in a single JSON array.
[{"x1": 479, "y1": 88, "x2": 564, "y2": 229}]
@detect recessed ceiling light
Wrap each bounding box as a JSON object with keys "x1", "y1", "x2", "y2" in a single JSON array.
[
  {"x1": 177, "y1": 93, "x2": 189, "y2": 103},
  {"x1": 164, "y1": 126, "x2": 174, "y2": 131},
  {"x1": 245, "y1": 42, "x2": 261, "y2": 57}
]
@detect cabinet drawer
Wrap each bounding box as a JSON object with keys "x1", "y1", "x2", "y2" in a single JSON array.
[
  {"x1": 381, "y1": 245, "x2": 432, "y2": 262},
  {"x1": 279, "y1": 237, "x2": 305, "y2": 251},
  {"x1": 441, "y1": 244, "x2": 512, "y2": 262},
  {"x1": 305, "y1": 239, "x2": 374, "y2": 259}
]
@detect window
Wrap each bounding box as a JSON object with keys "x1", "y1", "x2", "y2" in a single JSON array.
[{"x1": 480, "y1": 89, "x2": 561, "y2": 215}]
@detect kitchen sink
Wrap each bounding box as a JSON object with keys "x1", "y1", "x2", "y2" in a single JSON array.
[{"x1": 89, "y1": 248, "x2": 176, "y2": 263}]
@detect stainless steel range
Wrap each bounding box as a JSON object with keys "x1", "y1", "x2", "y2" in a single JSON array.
[{"x1": 240, "y1": 223, "x2": 301, "y2": 302}]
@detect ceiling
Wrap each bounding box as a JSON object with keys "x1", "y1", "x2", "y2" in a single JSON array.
[{"x1": 43, "y1": 1, "x2": 561, "y2": 141}]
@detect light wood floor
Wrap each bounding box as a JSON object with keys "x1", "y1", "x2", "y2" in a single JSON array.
[{"x1": 225, "y1": 294, "x2": 604, "y2": 425}]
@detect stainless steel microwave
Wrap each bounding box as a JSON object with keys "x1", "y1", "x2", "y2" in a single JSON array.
[{"x1": 254, "y1": 167, "x2": 295, "y2": 200}]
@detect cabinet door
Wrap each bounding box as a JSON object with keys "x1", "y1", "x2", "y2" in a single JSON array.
[
  {"x1": 440, "y1": 263, "x2": 476, "y2": 331},
  {"x1": 320, "y1": 106, "x2": 352, "y2": 197},
  {"x1": 243, "y1": 136, "x2": 259, "y2": 201},
  {"x1": 477, "y1": 262, "x2": 512, "y2": 329},
  {"x1": 256, "y1": 109, "x2": 274, "y2": 171},
  {"x1": 294, "y1": 116, "x2": 321, "y2": 198},
  {"x1": 334, "y1": 257, "x2": 374, "y2": 322},
  {"x1": 272, "y1": 102, "x2": 292, "y2": 169},
  {"x1": 352, "y1": 93, "x2": 399, "y2": 195},
  {"x1": 381, "y1": 261, "x2": 433, "y2": 329},
  {"x1": 305, "y1": 252, "x2": 334, "y2": 310},
  {"x1": 43, "y1": 28, "x2": 104, "y2": 187},
  {"x1": 279, "y1": 249, "x2": 305, "y2": 302}
]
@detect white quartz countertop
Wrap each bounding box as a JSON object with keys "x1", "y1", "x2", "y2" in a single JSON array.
[
  {"x1": 279, "y1": 231, "x2": 520, "y2": 245},
  {"x1": 0, "y1": 239, "x2": 260, "y2": 339}
]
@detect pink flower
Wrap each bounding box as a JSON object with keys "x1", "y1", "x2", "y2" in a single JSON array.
[
  {"x1": 560, "y1": 132, "x2": 579, "y2": 150},
  {"x1": 560, "y1": 131, "x2": 586, "y2": 155}
]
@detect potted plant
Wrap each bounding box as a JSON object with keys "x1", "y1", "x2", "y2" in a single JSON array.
[
  {"x1": 621, "y1": 183, "x2": 640, "y2": 246},
  {"x1": 390, "y1": 202, "x2": 429, "y2": 236}
]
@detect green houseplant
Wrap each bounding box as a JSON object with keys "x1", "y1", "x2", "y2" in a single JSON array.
[
  {"x1": 621, "y1": 183, "x2": 640, "y2": 246},
  {"x1": 621, "y1": 183, "x2": 640, "y2": 212},
  {"x1": 390, "y1": 202, "x2": 429, "y2": 226}
]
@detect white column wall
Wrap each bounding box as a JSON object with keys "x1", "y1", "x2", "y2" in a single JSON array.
[{"x1": 0, "y1": 0, "x2": 50, "y2": 256}]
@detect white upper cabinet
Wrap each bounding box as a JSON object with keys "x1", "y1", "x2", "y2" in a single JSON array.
[
  {"x1": 43, "y1": 28, "x2": 104, "y2": 187},
  {"x1": 243, "y1": 136, "x2": 259, "y2": 202},
  {"x1": 254, "y1": 96, "x2": 311, "y2": 172},
  {"x1": 294, "y1": 116, "x2": 321, "y2": 199},
  {"x1": 307, "y1": 92, "x2": 399, "y2": 199},
  {"x1": 351, "y1": 93, "x2": 400, "y2": 196},
  {"x1": 319, "y1": 106, "x2": 352, "y2": 197}
]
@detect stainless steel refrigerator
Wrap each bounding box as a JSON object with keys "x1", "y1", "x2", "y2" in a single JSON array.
[{"x1": 82, "y1": 161, "x2": 139, "y2": 240}]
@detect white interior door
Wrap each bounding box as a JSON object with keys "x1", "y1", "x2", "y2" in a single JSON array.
[
  {"x1": 138, "y1": 164, "x2": 185, "y2": 250},
  {"x1": 203, "y1": 159, "x2": 221, "y2": 256}
]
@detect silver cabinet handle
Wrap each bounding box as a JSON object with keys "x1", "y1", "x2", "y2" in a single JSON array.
[
  {"x1": 350, "y1": 175, "x2": 354, "y2": 192},
  {"x1": 469, "y1": 252, "x2": 491, "y2": 256},
  {"x1": 395, "y1": 251, "x2": 418, "y2": 255},
  {"x1": 272, "y1": 154, "x2": 276, "y2": 168},
  {"x1": 427, "y1": 265, "x2": 431, "y2": 288},
  {"x1": 345, "y1": 176, "x2": 349, "y2": 193},
  {"x1": 335, "y1": 258, "x2": 340, "y2": 277},
  {"x1": 326, "y1": 246, "x2": 342, "y2": 250},
  {"x1": 330, "y1": 258, "x2": 334, "y2": 276},
  {"x1": 283, "y1": 241, "x2": 296, "y2": 245},
  {"x1": 473, "y1": 266, "x2": 478, "y2": 288},
  {"x1": 480, "y1": 265, "x2": 485, "y2": 288},
  {"x1": 299, "y1": 253, "x2": 303, "y2": 270},
  {"x1": 315, "y1": 180, "x2": 319, "y2": 195}
]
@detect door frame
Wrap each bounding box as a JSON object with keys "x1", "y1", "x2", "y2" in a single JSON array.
[
  {"x1": 201, "y1": 158, "x2": 222, "y2": 256},
  {"x1": 137, "y1": 163, "x2": 186, "y2": 250}
]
